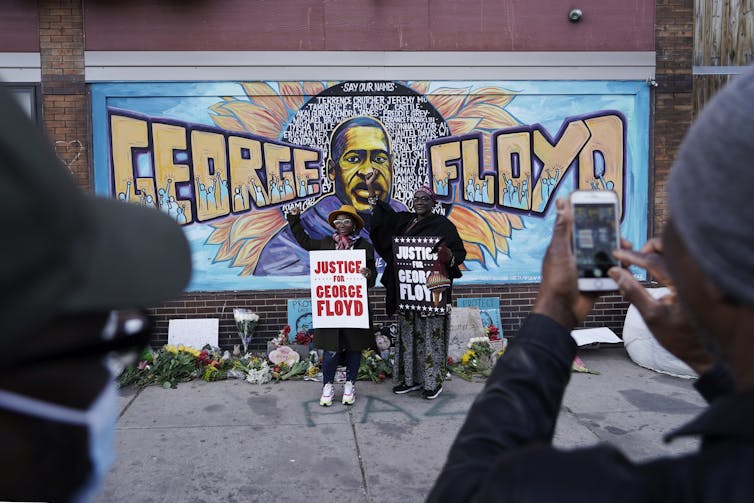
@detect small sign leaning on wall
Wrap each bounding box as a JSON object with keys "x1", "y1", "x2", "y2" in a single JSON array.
[
  {"x1": 392, "y1": 236, "x2": 448, "y2": 315},
  {"x1": 310, "y1": 249, "x2": 370, "y2": 329}
]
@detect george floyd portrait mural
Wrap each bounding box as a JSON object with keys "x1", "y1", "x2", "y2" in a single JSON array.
[{"x1": 91, "y1": 80, "x2": 649, "y2": 291}]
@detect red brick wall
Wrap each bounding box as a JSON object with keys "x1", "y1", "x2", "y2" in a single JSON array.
[
  {"x1": 0, "y1": 1, "x2": 39, "y2": 51},
  {"x1": 652, "y1": 0, "x2": 693, "y2": 236},
  {"x1": 39, "y1": 0, "x2": 90, "y2": 190},
  {"x1": 28, "y1": 1, "x2": 692, "y2": 349},
  {"x1": 83, "y1": 0, "x2": 655, "y2": 52},
  {"x1": 147, "y1": 285, "x2": 630, "y2": 350}
]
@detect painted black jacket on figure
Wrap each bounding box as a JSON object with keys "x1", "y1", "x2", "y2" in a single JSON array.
[
  {"x1": 427, "y1": 313, "x2": 754, "y2": 502},
  {"x1": 369, "y1": 199, "x2": 466, "y2": 316},
  {"x1": 287, "y1": 212, "x2": 377, "y2": 352}
]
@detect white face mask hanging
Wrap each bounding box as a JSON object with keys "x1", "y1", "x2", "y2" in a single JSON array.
[
  {"x1": 0, "y1": 381, "x2": 119, "y2": 503},
  {"x1": 0, "y1": 311, "x2": 123, "y2": 503}
]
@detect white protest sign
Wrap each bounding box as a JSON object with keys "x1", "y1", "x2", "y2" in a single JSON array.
[
  {"x1": 168, "y1": 318, "x2": 219, "y2": 349},
  {"x1": 310, "y1": 249, "x2": 369, "y2": 329}
]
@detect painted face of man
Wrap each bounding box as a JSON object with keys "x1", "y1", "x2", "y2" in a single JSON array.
[{"x1": 329, "y1": 126, "x2": 392, "y2": 213}]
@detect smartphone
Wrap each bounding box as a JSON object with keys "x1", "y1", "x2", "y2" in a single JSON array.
[{"x1": 570, "y1": 190, "x2": 621, "y2": 291}]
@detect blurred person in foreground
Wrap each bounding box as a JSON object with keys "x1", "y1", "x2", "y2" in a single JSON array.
[
  {"x1": 428, "y1": 67, "x2": 754, "y2": 502},
  {"x1": 0, "y1": 88, "x2": 192, "y2": 502}
]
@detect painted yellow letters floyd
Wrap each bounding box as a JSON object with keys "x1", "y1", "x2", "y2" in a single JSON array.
[{"x1": 430, "y1": 113, "x2": 625, "y2": 218}]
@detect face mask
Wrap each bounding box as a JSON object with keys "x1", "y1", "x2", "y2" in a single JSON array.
[{"x1": 0, "y1": 379, "x2": 118, "y2": 503}]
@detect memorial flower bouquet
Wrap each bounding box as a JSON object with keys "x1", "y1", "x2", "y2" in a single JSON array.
[
  {"x1": 269, "y1": 359, "x2": 311, "y2": 382},
  {"x1": 117, "y1": 343, "x2": 242, "y2": 388},
  {"x1": 269, "y1": 324, "x2": 292, "y2": 348},
  {"x1": 118, "y1": 344, "x2": 208, "y2": 388},
  {"x1": 484, "y1": 324, "x2": 507, "y2": 364},
  {"x1": 450, "y1": 337, "x2": 495, "y2": 382},
  {"x1": 243, "y1": 355, "x2": 273, "y2": 384},
  {"x1": 300, "y1": 351, "x2": 322, "y2": 381},
  {"x1": 485, "y1": 323, "x2": 501, "y2": 341},
  {"x1": 234, "y1": 308, "x2": 260, "y2": 354},
  {"x1": 198, "y1": 347, "x2": 235, "y2": 382},
  {"x1": 358, "y1": 349, "x2": 393, "y2": 383},
  {"x1": 467, "y1": 336, "x2": 494, "y2": 364},
  {"x1": 294, "y1": 329, "x2": 314, "y2": 346}
]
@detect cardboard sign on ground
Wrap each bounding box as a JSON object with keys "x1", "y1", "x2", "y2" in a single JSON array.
[
  {"x1": 168, "y1": 318, "x2": 219, "y2": 349},
  {"x1": 447, "y1": 306, "x2": 485, "y2": 362}
]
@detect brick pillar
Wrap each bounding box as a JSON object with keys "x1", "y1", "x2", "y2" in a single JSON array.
[
  {"x1": 652, "y1": 0, "x2": 694, "y2": 235},
  {"x1": 38, "y1": 0, "x2": 89, "y2": 190}
]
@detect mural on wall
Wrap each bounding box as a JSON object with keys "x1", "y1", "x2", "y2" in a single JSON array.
[{"x1": 91, "y1": 80, "x2": 649, "y2": 291}]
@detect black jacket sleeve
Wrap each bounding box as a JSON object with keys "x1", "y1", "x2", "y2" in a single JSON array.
[
  {"x1": 694, "y1": 361, "x2": 736, "y2": 403},
  {"x1": 369, "y1": 199, "x2": 412, "y2": 261},
  {"x1": 287, "y1": 212, "x2": 318, "y2": 251},
  {"x1": 427, "y1": 314, "x2": 577, "y2": 502},
  {"x1": 359, "y1": 239, "x2": 378, "y2": 289},
  {"x1": 438, "y1": 216, "x2": 466, "y2": 277}
]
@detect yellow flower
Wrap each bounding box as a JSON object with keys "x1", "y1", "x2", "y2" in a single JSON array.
[
  {"x1": 177, "y1": 345, "x2": 198, "y2": 357},
  {"x1": 307, "y1": 364, "x2": 318, "y2": 377},
  {"x1": 165, "y1": 344, "x2": 178, "y2": 354},
  {"x1": 461, "y1": 350, "x2": 476, "y2": 365},
  {"x1": 202, "y1": 365, "x2": 219, "y2": 382}
]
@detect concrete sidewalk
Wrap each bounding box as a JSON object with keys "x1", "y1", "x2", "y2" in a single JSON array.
[{"x1": 95, "y1": 347, "x2": 706, "y2": 503}]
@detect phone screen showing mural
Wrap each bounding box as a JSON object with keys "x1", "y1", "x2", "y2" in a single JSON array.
[{"x1": 573, "y1": 203, "x2": 619, "y2": 279}]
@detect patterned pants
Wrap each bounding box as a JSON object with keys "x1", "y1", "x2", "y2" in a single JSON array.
[{"x1": 394, "y1": 311, "x2": 449, "y2": 391}]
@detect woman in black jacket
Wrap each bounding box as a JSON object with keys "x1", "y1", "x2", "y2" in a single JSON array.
[
  {"x1": 366, "y1": 172, "x2": 466, "y2": 400},
  {"x1": 287, "y1": 204, "x2": 377, "y2": 406}
]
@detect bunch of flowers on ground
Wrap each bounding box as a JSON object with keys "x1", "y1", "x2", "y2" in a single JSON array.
[
  {"x1": 118, "y1": 341, "x2": 320, "y2": 389},
  {"x1": 449, "y1": 330, "x2": 506, "y2": 382},
  {"x1": 294, "y1": 329, "x2": 314, "y2": 346},
  {"x1": 270, "y1": 359, "x2": 311, "y2": 381},
  {"x1": 269, "y1": 325, "x2": 292, "y2": 348},
  {"x1": 238, "y1": 355, "x2": 272, "y2": 384},
  {"x1": 117, "y1": 322, "x2": 326, "y2": 389},
  {"x1": 485, "y1": 323, "x2": 501, "y2": 341},
  {"x1": 118, "y1": 344, "x2": 235, "y2": 389},
  {"x1": 357, "y1": 349, "x2": 394, "y2": 383},
  {"x1": 119, "y1": 320, "x2": 599, "y2": 388},
  {"x1": 233, "y1": 308, "x2": 259, "y2": 354}
]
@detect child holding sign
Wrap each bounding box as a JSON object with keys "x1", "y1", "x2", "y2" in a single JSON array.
[{"x1": 287, "y1": 205, "x2": 377, "y2": 406}]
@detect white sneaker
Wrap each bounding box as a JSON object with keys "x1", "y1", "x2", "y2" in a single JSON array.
[
  {"x1": 342, "y1": 381, "x2": 356, "y2": 405},
  {"x1": 320, "y1": 383, "x2": 334, "y2": 406}
]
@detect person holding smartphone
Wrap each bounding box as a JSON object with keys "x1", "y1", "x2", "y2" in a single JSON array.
[
  {"x1": 570, "y1": 189, "x2": 621, "y2": 291},
  {"x1": 287, "y1": 204, "x2": 377, "y2": 406},
  {"x1": 428, "y1": 68, "x2": 754, "y2": 502}
]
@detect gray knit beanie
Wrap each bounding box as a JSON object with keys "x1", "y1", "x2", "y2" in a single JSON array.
[{"x1": 668, "y1": 65, "x2": 754, "y2": 306}]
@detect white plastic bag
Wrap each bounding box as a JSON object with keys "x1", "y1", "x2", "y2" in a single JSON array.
[{"x1": 622, "y1": 287, "x2": 697, "y2": 379}]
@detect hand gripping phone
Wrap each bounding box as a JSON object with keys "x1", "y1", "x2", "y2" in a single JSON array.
[{"x1": 570, "y1": 190, "x2": 621, "y2": 291}]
